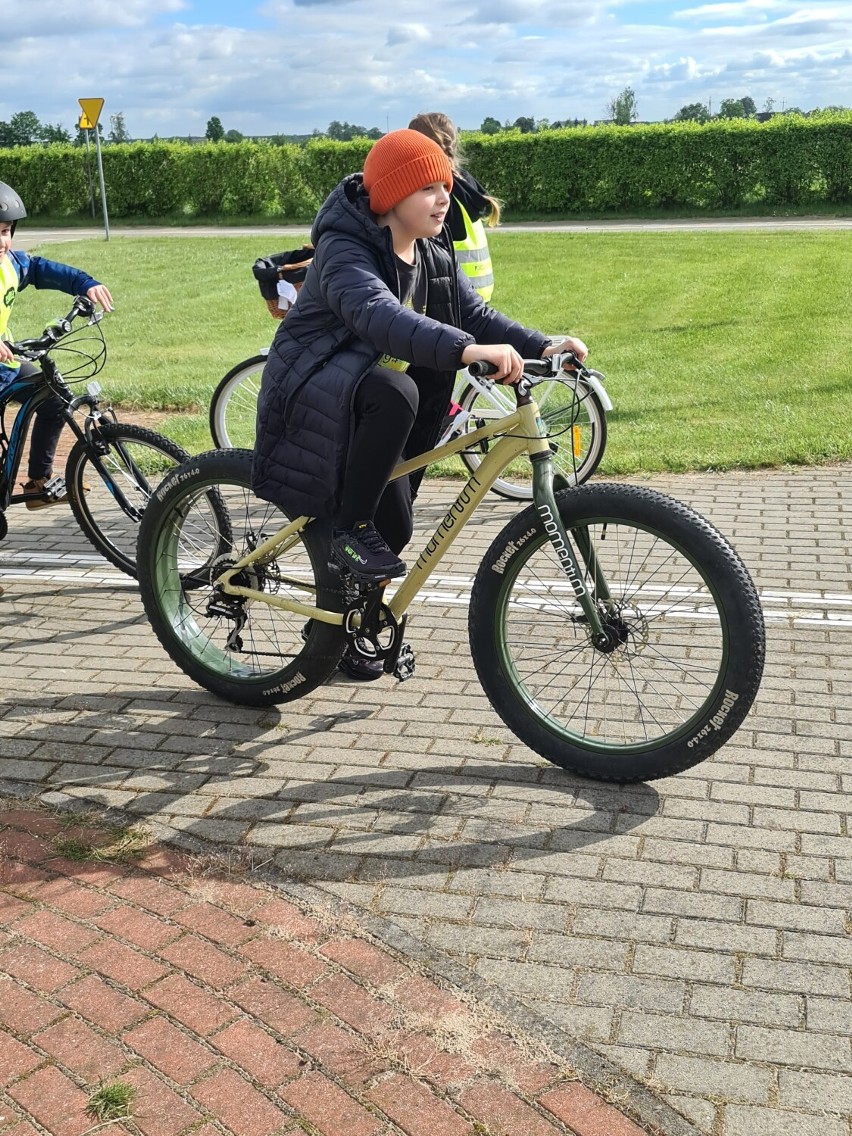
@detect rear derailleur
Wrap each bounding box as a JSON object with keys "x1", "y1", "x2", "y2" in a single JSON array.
[{"x1": 205, "y1": 552, "x2": 272, "y2": 652}]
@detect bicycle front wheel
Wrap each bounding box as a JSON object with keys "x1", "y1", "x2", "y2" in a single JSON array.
[
  {"x1": 469, "y1": 484, "x2": 765, "y2": 781},
  {"x1": 66, "y1": 423, "x2": 190, "y2": 578},
  {"x1": 209, "y1": 354, "x2": 266, "y2": 449},
  {"x1": 136, "y1": 448, "x2": 344, "y2": 705},
  {"x1": 458, "y1": 377, "x2": 607, "y2": 500}
]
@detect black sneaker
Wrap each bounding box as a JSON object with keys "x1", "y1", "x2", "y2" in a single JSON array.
[
  {"x1": 331, "y1": 522, "x2": 406, "y2": 581},
  {"x1": 338, "y1": 639, "x2": 385, "y2": 681}
]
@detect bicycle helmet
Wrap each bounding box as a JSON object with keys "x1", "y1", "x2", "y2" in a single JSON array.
[{"x1": 0, "y1": 182, "x2": 27, "y2": 234}]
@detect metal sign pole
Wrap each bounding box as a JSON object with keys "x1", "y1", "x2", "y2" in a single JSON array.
[
  {"x1": 83, "y1": 130, "x2": 96, "y2": 219},
  {"x1": 78, "y1": 99, "x2": 108, "y2": 240},
  {"x1": 93, "y1": 126, "x2": 110, "y2": 240}
]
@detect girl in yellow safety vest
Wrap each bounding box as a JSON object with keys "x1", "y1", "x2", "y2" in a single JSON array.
[{"x1": 408, "y1": 113, "x2": 498, "y2": 303}]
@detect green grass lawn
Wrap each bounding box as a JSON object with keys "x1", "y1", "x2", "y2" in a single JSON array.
[{"x1": 17, "y1": 229, "x2": 852, "y2": 474}]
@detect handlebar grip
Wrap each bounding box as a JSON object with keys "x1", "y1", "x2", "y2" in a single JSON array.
[{"x1": 467, "y1": 360, "x2": 499, "y2": 378}]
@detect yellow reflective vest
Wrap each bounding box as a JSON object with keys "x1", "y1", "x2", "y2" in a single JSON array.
[
  {"x1": 453, "y1": 199, "x2": 494, "y2": 303},
  {"x1": 0, "y1": 256, "x2": 20, "y2": 371}
]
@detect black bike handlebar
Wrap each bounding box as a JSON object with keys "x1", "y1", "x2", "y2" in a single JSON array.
[
  {"x1": 8, "y1": 295, "x2": 98, "y2": 359},
  {"x1": 467, "y1": 350, "x2": 588, "y2": 382}
]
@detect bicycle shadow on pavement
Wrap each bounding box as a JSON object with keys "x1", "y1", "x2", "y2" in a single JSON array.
[{"x1": 2, "y1": 692, "x2": 662, "y2": 887}]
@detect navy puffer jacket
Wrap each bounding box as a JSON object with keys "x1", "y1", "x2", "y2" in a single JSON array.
[{"x1": 252, "y1": 173, "x2": 549, "y2": 520}]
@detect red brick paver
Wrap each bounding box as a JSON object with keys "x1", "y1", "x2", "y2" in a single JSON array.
[
  {"x1": 1, "y1": 800, "x2": 656, "y2": 1136},
  {"x1": 33, "y1": 1016, "x2": 126, "y2": 1081}
]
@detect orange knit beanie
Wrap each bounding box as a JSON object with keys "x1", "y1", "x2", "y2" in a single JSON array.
[{"x1": 363, "y1": 129, "x2": 454, "y2": 215}]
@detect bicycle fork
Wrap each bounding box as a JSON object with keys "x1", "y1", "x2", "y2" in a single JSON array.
[{"x1": 530, "y1": 451, "x2": 613, "y2": 647}]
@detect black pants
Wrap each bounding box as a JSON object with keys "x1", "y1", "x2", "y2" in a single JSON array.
[
  {"x1": 11, "y1": 362, "x2": 65, "y2": 481},
  {"x1": 336, "y1": 366, "x2": 419, "y2": 555}
]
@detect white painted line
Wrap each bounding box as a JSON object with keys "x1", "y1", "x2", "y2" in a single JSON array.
[{"x1": 1, "y1": 561, "x2": 850, "y2": 628}]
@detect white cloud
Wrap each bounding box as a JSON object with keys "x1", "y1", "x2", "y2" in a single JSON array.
[
  {"x1": 385, "y1": 24, "x2": 431, "y2": 47},
  {"x1": 675, "y1": 0, "x2": 786, "y2": 21},
  {"x1": 5, "y1": 0, "x2": 187, "y2": 37}
]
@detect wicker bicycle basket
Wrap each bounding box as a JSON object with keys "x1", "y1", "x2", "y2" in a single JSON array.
[{"x1": 252, "y1": 246, "x2": 314, "y2": 319}]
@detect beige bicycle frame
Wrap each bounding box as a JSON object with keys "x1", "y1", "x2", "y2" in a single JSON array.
[{"x1": 215, "y1": 398, "x2": 551, "y2": 627}]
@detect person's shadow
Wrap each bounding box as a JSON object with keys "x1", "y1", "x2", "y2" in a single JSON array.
[{"x1": 9, "y1": 690, "x2": 662, "y2": 888}]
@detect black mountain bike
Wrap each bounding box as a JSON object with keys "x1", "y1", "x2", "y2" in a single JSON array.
[{"x1": 1, "y1": 295, "x2": 190, "y2": 578}]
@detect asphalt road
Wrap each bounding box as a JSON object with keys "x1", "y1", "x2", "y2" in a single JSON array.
[{"x1": 15, "y1": 213, "x2": 852, "y2": 253}]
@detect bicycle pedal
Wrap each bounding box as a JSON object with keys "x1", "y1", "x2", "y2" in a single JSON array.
[{"x1": 392, "y1": 643, "x2": 415, "y2": 683}]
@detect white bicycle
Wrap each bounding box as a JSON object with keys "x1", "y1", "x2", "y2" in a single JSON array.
[{"x1": 209, "y1": 348, "x2": 611, "y2": 500}]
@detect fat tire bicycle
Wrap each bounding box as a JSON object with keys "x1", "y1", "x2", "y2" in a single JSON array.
[
  {"x1": 138, "y1": 352, "x2": 765, "y2": 783},
  {"x1": 208, "y1": 349, "x2": 610, "y2": 499},
  {"x1": 1, "y1": 295, "x2": 190, "y2": 578}
]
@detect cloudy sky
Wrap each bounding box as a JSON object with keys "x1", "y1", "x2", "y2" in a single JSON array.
[{"x1": 3, "y1": 0, "x2": 850, "y2": 138}]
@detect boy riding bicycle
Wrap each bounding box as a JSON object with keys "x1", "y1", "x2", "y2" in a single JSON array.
[{"x1": 0, "y1": 180, "x2": 113, "y2": 508}]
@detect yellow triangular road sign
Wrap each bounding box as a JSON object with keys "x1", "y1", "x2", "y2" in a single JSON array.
[
  {"x1": 78, "y1": 113, "x2": 94, "y2": 131},
  {"x1": 78, "y1": 98, "x2": 104, "y2": 127}
]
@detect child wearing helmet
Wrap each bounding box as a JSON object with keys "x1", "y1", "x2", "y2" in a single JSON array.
[
  {"x1": 0, "y1": 181, "x2": 113, "y2": 507},
  {"x1": 408, "y1": 112, "x2": 499, "y2": 302},
  {"x1": 252, "y1": 129, "x2": 587, "y2": 679}
]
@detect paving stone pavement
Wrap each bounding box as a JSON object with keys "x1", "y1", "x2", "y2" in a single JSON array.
[
  {"x1": 0, "y1": 800, "x2": 654, "y2": 1136},
  {"x1": 0, "y1": 463, "x2": 850, "y2": 1136}
]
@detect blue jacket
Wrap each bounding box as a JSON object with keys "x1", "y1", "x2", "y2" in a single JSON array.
[
  {"x1": 0, "y1": 250, "x2": 101, "y2": 385},
  {"x1": 252, "y1": 173, "x2": 548, "y2": 520},
  {"x1": 6, "y1": 249, "x2": 100, "y2": 297}
]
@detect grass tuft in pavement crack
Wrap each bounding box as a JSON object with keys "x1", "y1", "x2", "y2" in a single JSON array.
[{"x1": 86, "y1": 1079, "x2": 136, "y2": 1121}]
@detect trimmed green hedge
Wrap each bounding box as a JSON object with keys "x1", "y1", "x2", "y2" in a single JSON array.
[
  {"x1": 463, "y1": 113, "x2": 852, "y2": 212},
  {"x1": 2, "y1": 113, "x2": 850, "y2": 221}
]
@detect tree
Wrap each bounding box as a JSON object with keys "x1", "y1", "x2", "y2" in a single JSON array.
[
  {"x1": 480, "y1": 116, "x2": 501, "y2": 135},
  {"x1": 327, "y1": 120, "x2": 375, "y2": 141},
  {"x1": 512, "y1": 116, "x2": 536, "y2": 134},
  {"x1": 325, "y1": 120, "x2": 380, "y2": 141},
  {"x1": 40, "y1": 122, "x2": 71, "y2": 144},
  {"x1": 205, "y1": 116, "x2": 225, "y2": 141},
  {"x1": 607, "y1": 87, "x2": 638, "y2": 125},
  {"x1": 717, "y1": 97, "x2": 758, "y2": 119},
  {"x1": 4, "y1": 110, "x2": 43, "y2": 146},
  {"x1": 224, "y1": 129, "x2": 244, "y2": 143},
  {"x1": 673, "y1": 102, "x2": 710, "y2": 124},
  {"x1": 108, "y1": 112, "x2": 131, "y2": 143}
]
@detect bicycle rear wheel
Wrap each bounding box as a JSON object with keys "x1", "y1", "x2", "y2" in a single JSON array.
[
  {"x1": 458, "y1": 377, "x2": 607, "y2": 500},
  {"x1": 209, "y1": 354, "x2": 266, "y2": 449},
  {"x1": 136, "y1": 448, "x2": 344, "y2": 705},
  {"x1": 66, "y1": 423, "x2": 190, "y2": 578},
  {"x1": 469, "y1": 484, "x2": 765, "y2": 781}
]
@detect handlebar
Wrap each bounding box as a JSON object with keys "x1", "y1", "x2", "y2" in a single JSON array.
[
  {"x1": 467, "y1": 351, "x2": 596, "y2": 399},
  {"x1": 8, "y1": 295, "x2": 101, "y2": 360}
]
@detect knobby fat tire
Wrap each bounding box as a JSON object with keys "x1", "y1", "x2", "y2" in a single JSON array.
[
  {"x1": 66, "y1": 423, "x2": 190, "y2": 579},
  {"x1": 468, "y1": 483, "x2": 765, "y2": 782},
  {"x1": 136, "y1": 448, "x2": 344, "y2": 705}
]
